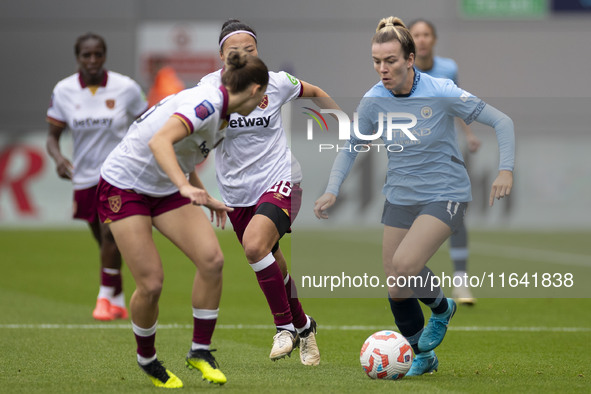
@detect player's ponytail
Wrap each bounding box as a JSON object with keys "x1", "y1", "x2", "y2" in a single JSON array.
[
  {"x1": 372, "y1": 16, "x2": 415, "y2": 60},
  {"x1": 375, "y1": 16, "x2": 406, "y2": 32},
  {"x1": 225, "y1": 50, "x2": 248, "y2": 69},
  {"x1": 222, "y1": 50, "x2": 269, "y2": 93}
]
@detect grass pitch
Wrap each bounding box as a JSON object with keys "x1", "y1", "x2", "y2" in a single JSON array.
[{"x1": 0, "y1": 228, "x2": 590, "y2": 393}]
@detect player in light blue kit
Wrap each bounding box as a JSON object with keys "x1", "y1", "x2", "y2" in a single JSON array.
[
  {"x1": 314, "y1": 16, "x2": 514, "y2": 376},
  {"x1": 409, "y1": 19, "x2": 480, "y2": 305}
]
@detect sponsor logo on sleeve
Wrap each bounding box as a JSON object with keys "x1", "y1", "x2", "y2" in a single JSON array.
[
  {"x1": 285, "y1": 72, "x2": 299, "y2": 86},
  {"x1": 195, "y1": 100, "x2": 215, "y2": 120}
]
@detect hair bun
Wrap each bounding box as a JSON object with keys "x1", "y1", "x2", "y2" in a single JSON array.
[
  {"x1": 225, "y1": 50, "x2": 248, "y2": 69},
  {"x1": 221, "y1": 49, "x2": 269, "y2": 93},
  {"x1": 376, "y1": 16, "x2": 407, "y2": 32},
  {"x1": 394, "y1": 17, "x2": 406, "y2": 27}
]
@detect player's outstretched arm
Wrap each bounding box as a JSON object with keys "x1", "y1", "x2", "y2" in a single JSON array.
[{"x1": 473, "y1": 103, "x2": 515, "y2": 207}]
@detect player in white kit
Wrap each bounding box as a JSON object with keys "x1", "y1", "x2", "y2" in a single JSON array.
[
  {"x1": 199, "y1": 19, "x2": 339, "y2": 365},
  {"x1": 98, "y1": 51, "x2": 269, "y2": 388},
  {"x1": 46, "y1": 33, "x2": 147, "y2": 321}
]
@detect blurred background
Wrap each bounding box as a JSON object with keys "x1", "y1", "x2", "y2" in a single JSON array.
[{"x1": 1, "y1": 0, "x2": 590, "y2": 229}]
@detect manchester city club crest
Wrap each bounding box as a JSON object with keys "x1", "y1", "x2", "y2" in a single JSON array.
[{"x1": 421, "y1": 106, "x2": 433, "y2": 119}]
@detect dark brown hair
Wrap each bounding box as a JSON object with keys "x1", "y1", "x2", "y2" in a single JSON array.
[
  {"x1": 218, "y1": 19, "x2": 257, "y2": 53},
  {"x1": 221, "y1": 50, "x2": 268, "y2": 93}
]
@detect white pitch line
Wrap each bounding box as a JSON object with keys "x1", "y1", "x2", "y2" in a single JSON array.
[{"x1": 0, "y1": 323, "x2": 589, "y2": 332}]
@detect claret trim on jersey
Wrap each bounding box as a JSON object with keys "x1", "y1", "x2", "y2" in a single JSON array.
[{"x1": 219, "y1": 85, "x2": 229, "y2": 119}]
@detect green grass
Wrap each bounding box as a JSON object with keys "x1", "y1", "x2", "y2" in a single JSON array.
[{"x1": 0, "y1": 229, "x2": 590, "y2": 393}]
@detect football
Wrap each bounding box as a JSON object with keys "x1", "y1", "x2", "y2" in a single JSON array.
[{"x1": 359, "y1": 330, "x2": 413, "y2": 380}]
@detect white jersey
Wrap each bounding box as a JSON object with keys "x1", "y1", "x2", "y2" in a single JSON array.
[
  {"x1": 200, "y1": 70, "x2": 303, "y2": 207},
  {"x1": 46, "y1": 71, "x2": 147, "y2": 190},
  {"x1": 100, "y1": 84, "x2": 229, "y2": 197}
]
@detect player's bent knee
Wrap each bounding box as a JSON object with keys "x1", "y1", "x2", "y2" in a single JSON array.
[
  {"x1": 198, "y1": 250, "x2": 224, "y2": 278},
  {"x1": 243, "y1": 241, "x2": 269, "y2": 264},
  {"x1": 210, "y1": 253, "x2": 224, "y2": 274},
  {"x1": 137, "y1": 279, "x2": 164, "y2": 301},
  {"x1": 391, "y1": 256, "x2": 422, "y2": 278}
]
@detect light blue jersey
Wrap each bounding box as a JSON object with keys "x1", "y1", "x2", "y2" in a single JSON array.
[
  {"x1": 325, "y1": 69, "x2": 514, "y2": 205},
  {"x1": 416, "y1": 56, "x2": 458, "y2": 84}
]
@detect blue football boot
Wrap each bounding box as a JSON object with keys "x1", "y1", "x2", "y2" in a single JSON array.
[{"x1": 418, "y1": 298, "x2": 457, "y2": 352}]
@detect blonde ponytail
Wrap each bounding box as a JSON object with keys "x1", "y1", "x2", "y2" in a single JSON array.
[
  {"x1": 375, "y1": 16, "x2": 406, "y2": 32},
  {"x1": 372, "y1": 16, "x2": 415, "y2": 59}
]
